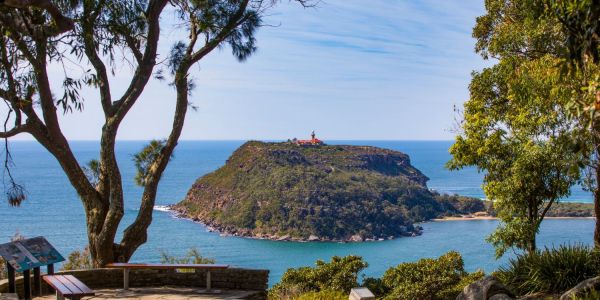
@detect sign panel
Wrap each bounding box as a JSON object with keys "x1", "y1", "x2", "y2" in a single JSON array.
[{"x1": 0, "y1": 236, "x2": 64, "y2": 272}]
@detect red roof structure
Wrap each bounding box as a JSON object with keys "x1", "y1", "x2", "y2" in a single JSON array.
[{"x1": 295, "y1": 131, "x2": 324, "y2": 145}]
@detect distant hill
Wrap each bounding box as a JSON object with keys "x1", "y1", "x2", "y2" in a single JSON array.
[{"x1": 173, "y1": 141, "x2": 486, "y2": 242}]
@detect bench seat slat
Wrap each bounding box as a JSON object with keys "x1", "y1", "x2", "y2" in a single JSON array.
[
  {"x1": 64, "y1": 275, "x2": 94, "y2": 295},
  {"x1": 56, "y1": 275, "x2": 94, "y2": 295},
  {"x1": 43, "y1": 276, "x2": 74, "y2": 294},
  {"x1": 53, "y1": 275, "x2": 82, "y2": 294},
  {"x1": 43, "y1": 275, "x2": 95, "y2": 297},
  {"x1": 105, "y1": 263, "x2": 229, "y2": 270}
]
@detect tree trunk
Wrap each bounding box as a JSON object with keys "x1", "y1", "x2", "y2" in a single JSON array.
[
  {"x1": 595, "y1": 157, "x2": 600, "y2": 247},
  {"x1": 593, "y1": 121, "x2": 600, "y2": 247},
  {"x1": 529, "y1": 230, "x2": 536, "y2": 253}
]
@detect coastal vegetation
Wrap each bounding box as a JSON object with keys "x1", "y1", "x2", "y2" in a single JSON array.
[
  {"x1": 449, "y1": 0, "x2": 600, "y2": 257},
  {"x1": 159, "y1": 248, "x2": 215, "y2": 265},
  {"x1": 270, "y1": 252, "x2": 484, "y2": 300},
  {"x1": 0, "y1": 0, "x2": 311, "y2": 266},
  {"x1": 496, "y1": 244, "x2": 600, "y2": 296},
  {"x1": 175, "y1": 141, "x2": 486, "y2": 241},
  {"x1": 480, "y1": 201, "x2": 595, "y2": 218},
  {"x1": 269, "y1": 255, "x2": 368, "y2": 299},
  {"x1": 62, "y1": 247, "x2": 94, "y2": 271},
  {"x1": 272, "y1": 246, "x2": 600, "y2": 299}
]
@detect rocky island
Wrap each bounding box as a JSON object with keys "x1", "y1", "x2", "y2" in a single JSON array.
[{"x1": 173, "y1": 139, "x2": 486, "y2": 242}]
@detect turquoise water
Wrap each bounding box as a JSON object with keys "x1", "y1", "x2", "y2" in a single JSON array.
[{"x1": 0, "y1": 140, "x2": 594, "y2": 284}]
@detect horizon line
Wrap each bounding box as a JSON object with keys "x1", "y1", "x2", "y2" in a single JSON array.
[{"x1": 8, "y1": 138, "x2": 457, "y2": 142}]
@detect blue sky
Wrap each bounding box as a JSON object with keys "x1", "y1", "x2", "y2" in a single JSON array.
[{"x1": 27, "y1": 1, "x2": 490, "y2": 141}]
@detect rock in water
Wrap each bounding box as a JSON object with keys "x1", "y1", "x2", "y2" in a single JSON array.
[
  {"x1": 175, "y1": 141, "x2": 483, "y2": 241},
  {"x1": 308, "y1": 235, "x2": 320, "y2": 242}
]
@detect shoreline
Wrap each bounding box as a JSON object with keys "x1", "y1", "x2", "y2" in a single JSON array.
[
  {"x1": 432, "y1": 216, "x2": 596, "y2": 221},
  {"x1": 155, "y1": 205, "x2": 595, "y2": 241},
  {"x1": 154, "y1": 205, "x2": 422, "y2": 243}
]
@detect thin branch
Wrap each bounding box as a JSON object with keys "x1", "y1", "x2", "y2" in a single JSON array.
[{"x1": 1, "y1": 0, "x2": 75, "y2": 36}]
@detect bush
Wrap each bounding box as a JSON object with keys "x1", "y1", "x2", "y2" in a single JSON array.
[
  {"x1": 295, "y1": 290, "x2": 347, "y2": 300},
  {"x1": 363, "y1": 277, "x2": 389, "y2": 296},
  {"x1": 160, "y1": 248, "x2": 215, "y2": 264},
  {"x1": 269, "y1": 255, "x2": 368, "y2": 299},
  {"x1": 0, "y1": 259, "x2": 6, "y2": 280},
  {"x1": 61, "y1": 247, "x2": 93, "y2": 271},
  {"x1": 379, "y1": 251, "x2": 484, "y2": 300},
  {"x1": 496, "y1": 244, "x2": 600, "y2": 296}
]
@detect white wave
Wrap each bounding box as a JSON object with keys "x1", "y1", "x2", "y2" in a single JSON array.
[{"x1": 153, "y1": 205, "x2": 172, "y2": 212}]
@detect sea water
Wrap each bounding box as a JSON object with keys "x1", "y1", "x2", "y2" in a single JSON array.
[{"x1": 0, "y1": 140, "x2": 594, "y2": 284}]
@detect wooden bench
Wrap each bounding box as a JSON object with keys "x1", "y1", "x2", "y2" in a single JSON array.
[
  {"x1": 105, "y1": 263, "x2": 230, "y2": 292},
  {"x1": 42, "y1": 275, "x2": 95, "y2": 300}
]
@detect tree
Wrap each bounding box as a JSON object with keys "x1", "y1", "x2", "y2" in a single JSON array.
[
  {"x1": 0, "y1": 0, "x2": 310, "y2": 266},
  {"x1": 450, "y1": 0, "x2": 600, "y2": 250},
  {"x1": 449, "y1": 54, "x2": 584, "y2": 256}
]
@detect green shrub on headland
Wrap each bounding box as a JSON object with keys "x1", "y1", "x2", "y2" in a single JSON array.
[
  {"x1": 496, "y1": 244, "x2": 600, "y2": 296},
  {"x1": 270, "y1": 251, "x2": 484, "y2": 300},
  {"x1": 376, "y1": 251, "x2": 484, "y2": 300},
  {"x1": 269, "y1": 255, "x2": 368, "y2": 299},
  {"x1": 295, "y1": 290, "x2": 347, "y2": 300}
]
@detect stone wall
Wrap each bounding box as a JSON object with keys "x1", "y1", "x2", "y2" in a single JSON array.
[{"x1": 0, "y1": 267, "x2": 269, "y2": 298}]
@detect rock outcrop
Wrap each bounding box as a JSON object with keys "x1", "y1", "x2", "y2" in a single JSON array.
[
  {"x1": 456, "y1": 276, "x2": 515, "y2": 300},
  {"x1": 560, "y1": 276, "x2": 600, "y2": 300}
]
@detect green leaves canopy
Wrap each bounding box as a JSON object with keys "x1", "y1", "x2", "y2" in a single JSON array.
[{"x1": 449, "y1": 0, "x2": 593, "y2": 255}]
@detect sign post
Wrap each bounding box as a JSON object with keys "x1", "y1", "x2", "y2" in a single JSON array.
[{"x1": 0, "y1": 237, "x2": 65, "y2": 300}]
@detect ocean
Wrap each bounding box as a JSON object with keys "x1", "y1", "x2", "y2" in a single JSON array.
[{"x1": 0, "y1": 140, "x2": 594, "y2": 284}]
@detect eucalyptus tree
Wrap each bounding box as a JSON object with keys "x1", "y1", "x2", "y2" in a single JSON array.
[
  {"x1": 0, "y1": 0, "x2": 310, "y2": 266},
  {"x1": 449, "y1": 56, "x2": 584, "y2": 256},
  {"x1": 449, "y1": 0, "x2": 596, "y2": 254}
]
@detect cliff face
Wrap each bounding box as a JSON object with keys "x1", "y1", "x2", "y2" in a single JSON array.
[{"x1": 175, "y1": 141, "x2": 481, "y2": 241}]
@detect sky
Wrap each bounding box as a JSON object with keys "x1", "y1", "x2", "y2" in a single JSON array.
[{"x1": 16, "y1": 0, "x2": 491, "y2": 141}]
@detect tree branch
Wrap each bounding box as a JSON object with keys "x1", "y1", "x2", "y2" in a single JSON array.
[
  {"x1": 111, "y1": 0, "x2": 169, "y2": 122},
  {"x1": 0, "y1": 124, "x2": 30, "y2": 138},
  {"x1": 81, "y1": 2, "x2": 113, "y2": 116},
  {"x1": 1, "y1": 0, "x2": 75, "y2": 36}
]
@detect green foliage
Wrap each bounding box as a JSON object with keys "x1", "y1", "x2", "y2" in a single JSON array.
[
  {"x1": 496, "y1": 244, "x2": 600, "y2": 296},
  {"x1": 541, "y1": 0, "x2": 600, "y2": 66},
  {"x1": 294, "y1": 290, "x2": 347, "y2": 300},
  {"x1": 362, "y1": 277, "x2": 388, "y2": 297},
  {"x1": 546, "y1": 202, "x2": 595, "y2": 217},
  {"x1": 61, "y1": 247, "x2": 93, "y2": 271},
  {"x1": 450, "y1": 3, "x2": 589, "y2": 256},
  {"x1": 269, "y1": 255, "x2": 368, "y2": 299},
  {"x1": 0, "y1": 258, "x2": 6, "y2": 280},
  {"x1": 179, "y1": 141, "x2": 485, "y2": 240},
  {"x1": 82, "y1": 159, "x2": 100, "y2": 186},
  {"x1": 134, "y1": 140, "x2": 170, "y2": 186},
  {"x1": 378, "y1": 251, "x2": 484, "y2": 300},
  {"x1": 433, "y1": 193, "x2": 486, "y2": 216},
  {"x1": 159, "y1": 248, "x2": 215, "y2": 264}
]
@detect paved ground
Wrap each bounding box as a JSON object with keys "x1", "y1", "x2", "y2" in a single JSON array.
[{"x1": 34, "y1": 287, "x2": 263, "y2": 300}]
